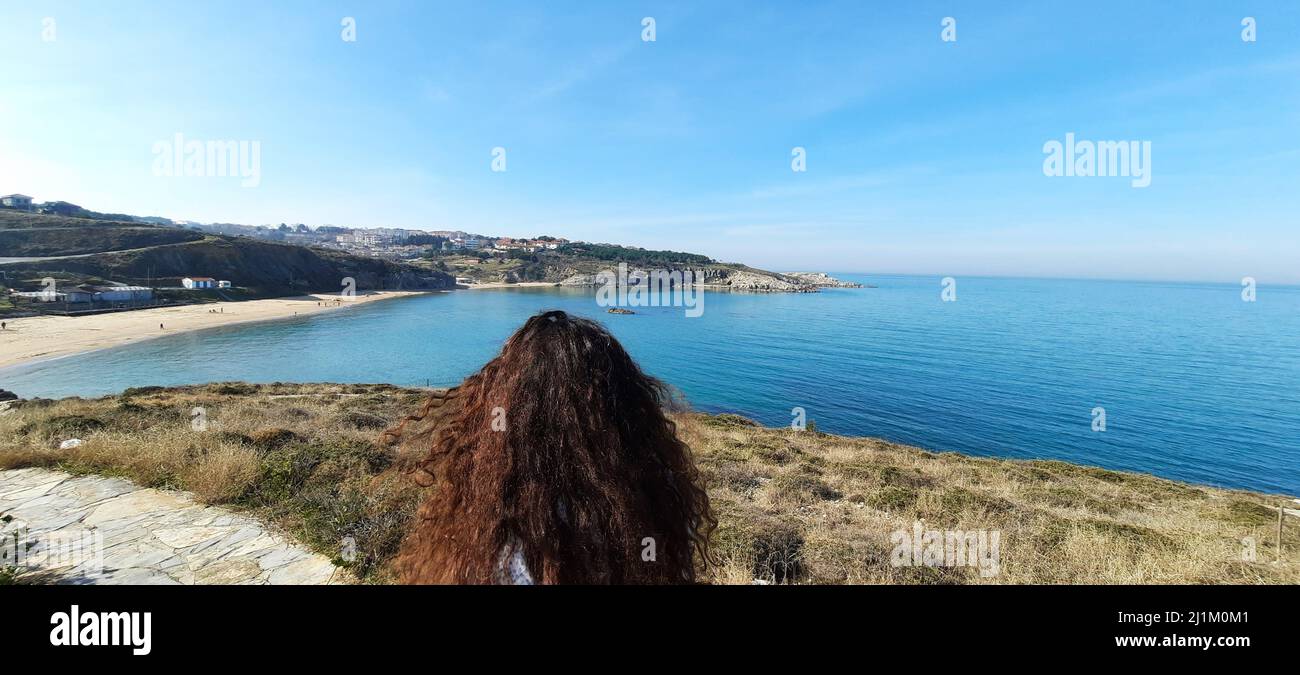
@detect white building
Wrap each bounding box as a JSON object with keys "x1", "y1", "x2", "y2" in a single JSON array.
[
  {"x1": 336, "y1": 232, "x2": 385, "y2": 246},
  {"x1": 93, "y1": 286, "x2": 153, "y2": 302},
  {"x1": 10, "y1": 285, "x2": 152, "y2": 303},
  {"x1": 11, "y1": 290, "x2": 66, "y2": 302},
  {"x1": 183, "y1": 277, "x2": 217, "y2": 289}
]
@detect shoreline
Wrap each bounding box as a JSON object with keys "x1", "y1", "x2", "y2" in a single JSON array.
[
  {"x1": 0, "y1": 291, "x2": 429, "y2": 372},
  {"x1": 0, "y1": 276, "x2": 886, "y2": 374},
  {"x1": 0, "y1": 280, "x2": 583, "y2": 374}
]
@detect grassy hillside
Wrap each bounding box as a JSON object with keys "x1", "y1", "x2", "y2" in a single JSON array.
[
  {"x1": 420, "y1": 243, "x2": 726, "y2": 283},
  {"x1": 0, "y1": 210, "x2": 146, "y2": 231},
  {"x1": 0, "y1": 224, "x2": 203, "y2": 257},
  {"x1": 0, "y1": 205, "x2": 152, "y2": 227},
  {"x1": 0, "y1": 210, "x2": 202, "y2": 257},
  {"x1": 1, "y1": 382, "x2": 1293, "y2": 584},
  {"x1": 0, "y1": 211, "x2": 453, "y2": 299},
  {"x1": 418, "y1": 242, "x2": 843, "y2": 290}
]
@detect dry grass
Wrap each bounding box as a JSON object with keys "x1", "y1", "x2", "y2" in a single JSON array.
[
  {"x1": 0, "y1": 382, "x2": 429, "y2": 582},
  {"x1": 683, "y1": 415, "x2": 1299, "y2": 584},
  {"x1": 1, "y1": 383, "x2": 1296, "y2": 584}
]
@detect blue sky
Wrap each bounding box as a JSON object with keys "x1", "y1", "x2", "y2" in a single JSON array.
[{"x1": 2, "y1": 1, "x2": 1298, "y2": 282}]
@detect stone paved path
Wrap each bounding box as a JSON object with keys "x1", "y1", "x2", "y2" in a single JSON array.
[{"x1": 0, "y1": 468, "x2": 344, "y2": 584}]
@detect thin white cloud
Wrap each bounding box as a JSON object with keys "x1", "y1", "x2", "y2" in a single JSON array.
[{"x1": 529, "y1": 43, "x2": 635, "y2": 101}]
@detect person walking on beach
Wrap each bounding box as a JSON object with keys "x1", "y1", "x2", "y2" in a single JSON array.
[{"x1": 387, "y1": 310, "x2": 714, "y2": 584}]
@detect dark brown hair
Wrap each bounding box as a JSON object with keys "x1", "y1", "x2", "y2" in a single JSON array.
[{"x1": 389, "y1": 310, "x2": 714, "y2": 584}]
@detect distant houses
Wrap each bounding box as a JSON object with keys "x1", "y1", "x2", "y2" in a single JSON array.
[
  {"x1": 335, "y1": 232, "x2": 386, "y2": 246},
  {"x1": 0, "y1": 194, "x2": 33, "y2": 210},
  {"x1": 479, "y1": 236, "x2": 567, "y2": 253},
  {"x1": 295, "y1": 224, "x2": 577, "y2": 259},
  {"x1": 10, "y1": 285, "x2": 153, "y2": 305},
  {"x1": 6, "y1": 269, "x2": 233, "y2": 314},
  {"x1": 181, "y1": 277, "x2": 232, "y2": 290},
  {"x1": 34, "y1": 201, "x2": 81, "y2": 216}
]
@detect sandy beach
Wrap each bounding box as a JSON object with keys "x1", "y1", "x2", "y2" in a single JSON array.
[{"x1": 0, "y1": 291, "x2": 427, "y2": 371}]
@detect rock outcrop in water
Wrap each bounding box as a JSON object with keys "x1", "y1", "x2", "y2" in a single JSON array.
[
  {"x1": 557, "y1": 269, "x2": 859, "y2": 293},
  {"x1": 717, "y1": 270, "x2": 813, "y2": 292},
  {"x1": 782, "y1": 272, "x2": 864, "y2": 289}
]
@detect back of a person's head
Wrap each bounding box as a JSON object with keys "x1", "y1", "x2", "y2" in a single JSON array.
[{"x1": 394, "y1": 310, "x2": 713, "y2": 584}]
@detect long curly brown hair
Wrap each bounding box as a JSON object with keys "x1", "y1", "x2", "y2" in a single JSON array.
[{"x1": 388, "y1": 310, "x2": 714, "y2": 584}]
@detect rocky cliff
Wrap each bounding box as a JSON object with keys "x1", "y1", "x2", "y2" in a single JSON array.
[
  {"x1": 558, "y1": 268, "x2": 859, "y2": 293},
  {"x1": 782, "y1": 272, "x2": 864, "y2": 288}
]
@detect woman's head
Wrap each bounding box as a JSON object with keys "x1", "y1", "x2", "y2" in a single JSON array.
[{"x1": 393, "y1": 310, "x2": 714, "y2": 584}]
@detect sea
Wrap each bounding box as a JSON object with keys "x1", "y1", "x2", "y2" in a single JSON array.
[{"x1": 3, "y1": 274, "x2": 1297, "y2": 495}]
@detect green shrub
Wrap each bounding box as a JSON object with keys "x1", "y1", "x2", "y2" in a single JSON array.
[
  {"x1": 19, "y1": 414, "x2": 104, "y2": 438},
  {"x1": 771, "y1": 472, "x2": 841, "y2": 505},
  {"x1": 867, "y1": 485, "x2": 917, "y2": 512}
]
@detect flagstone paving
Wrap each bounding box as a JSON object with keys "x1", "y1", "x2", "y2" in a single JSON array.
[{"x1": 0, "y1": 467, "x2": 344, "y2": 584}]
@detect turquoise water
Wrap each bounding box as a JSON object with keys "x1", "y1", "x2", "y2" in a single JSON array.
[{"x1": 3, "y1": 275, "x2": 1298, "y2": 495}]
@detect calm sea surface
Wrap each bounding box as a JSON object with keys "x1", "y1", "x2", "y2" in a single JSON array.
[{"x1": 4, "y1": 275, "x2": 1298, "y2": 495}]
